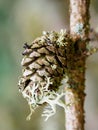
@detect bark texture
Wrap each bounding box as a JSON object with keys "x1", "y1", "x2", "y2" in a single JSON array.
[{"x1": 65, "y1": 0, "x2": 90, "y2": 130}]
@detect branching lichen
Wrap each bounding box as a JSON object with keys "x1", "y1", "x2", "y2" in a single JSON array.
[
  {"x1": 18, "y1": 29, "x2": 98, "y2": 122},
  {"x1": 19, "y1": 76, "x2": 67, "y2": 121}
]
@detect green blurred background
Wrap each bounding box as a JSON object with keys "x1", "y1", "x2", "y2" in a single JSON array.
[{"x1": 0, "y1": 0, "x2": 98, "y2": 130}]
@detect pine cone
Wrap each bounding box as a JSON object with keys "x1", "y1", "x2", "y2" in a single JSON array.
[{"x1": 18, "y1": 30, "x2": 69, "y2": 120}]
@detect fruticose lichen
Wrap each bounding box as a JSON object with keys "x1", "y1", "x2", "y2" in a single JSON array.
[
  {"x1": 19, "y1": 76, "x2": 68, "y2": 121},
  {"x1": 18, "y1": 29, "x2": 98, "y2": 121}
]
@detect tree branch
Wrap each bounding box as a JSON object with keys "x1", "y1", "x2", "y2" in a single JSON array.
[{"x1": 65, "y1": 0, "x2": 90, "y2": 130}]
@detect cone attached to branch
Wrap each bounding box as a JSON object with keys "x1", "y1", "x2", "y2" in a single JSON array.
[{"x1": 18, "y1": 30, "x2": 69, "y2": 120}]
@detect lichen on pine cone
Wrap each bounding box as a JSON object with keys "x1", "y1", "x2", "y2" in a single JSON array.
[{"x1": 18, "y1": 29, "x2": 69, "y2": 121}]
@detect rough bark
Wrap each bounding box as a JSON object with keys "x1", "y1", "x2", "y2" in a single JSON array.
[{"x1": 65, "y1": 0, "x2": 90, "y2": 130}]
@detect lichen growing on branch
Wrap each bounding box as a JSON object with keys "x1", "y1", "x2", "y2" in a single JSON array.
[{"x1": 18, "y1": 29, "x2": 97, "y2": 121}]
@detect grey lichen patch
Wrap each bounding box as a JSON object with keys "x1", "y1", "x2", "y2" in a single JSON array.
[{"x1": 73, "y1": 23, "x2": 84, "y2": 35}]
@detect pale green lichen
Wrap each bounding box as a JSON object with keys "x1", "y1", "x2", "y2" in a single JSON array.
[
  {"x1": 21, "y1": 76, "x2": 67, "y2": 121},
  {"x1": 42, "y1": 29, "x2": 68, "y2": 47},
  {"x1": 57, "y1": 29, "x2": 68, "y2": 46}
]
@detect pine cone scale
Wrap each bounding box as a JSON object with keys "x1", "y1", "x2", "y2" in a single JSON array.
[
  {"x1": 21, "y1": 57, "x2": 33, "y2": 66},
  {"x1": 23, "y1": 69, "x2": 33, "y2": 77},
  {"x1": 46, "y1": 55, "x2": 57, "y2": 64},
  {"x1": 36, "y1": 57, "x2": 50, "y2": 66},
  {"x1": 37, "y1": 47, "x2": 50, "y2": 54},
  {"x1": 46, "y1": 45, "x2": 56, "y2": 53},
  {"x1": 37, "y1": 69, "x2": 49, "y2": 77},
  {"x1": 30, "y1": 73, "x2": 43, "y2": 82},
  {"x1": 29, "y1": 62, "x2": 41, "y2": 69},
  {"x1": 45, "y1": 66, "x2": 54, "y2": 75},
  {"x1": 57, "y1": 56, "x2": 67, "y2": 66},
  {"x1": 29, "y1": 51, "x2": 41, "y2": 58}
]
